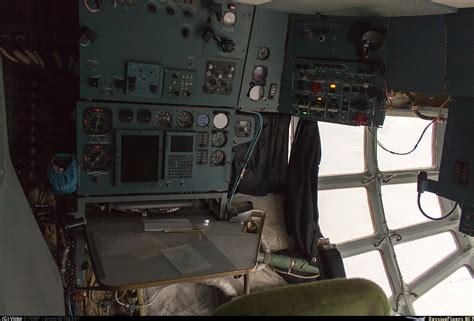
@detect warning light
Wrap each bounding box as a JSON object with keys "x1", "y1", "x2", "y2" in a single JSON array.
[
  {"x1": 329, "y1": 84, "x2": 336, "y2": 89},
  {"x1": 303, "y1": 112, "x2": 308, "y2": 115},
  {"x1": 317, "y1": 97, "x2": 323, "y2": 101}
]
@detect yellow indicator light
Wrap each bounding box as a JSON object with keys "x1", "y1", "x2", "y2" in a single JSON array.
[
  {"x1": 330, "y1": 84, "x2": 337, "y2": 89},
  {"x1": 317, "y1": 97, "x2": 323, "y2": 101}
]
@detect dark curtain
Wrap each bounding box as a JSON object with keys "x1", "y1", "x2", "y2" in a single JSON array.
[
  {"x1": 283, "y1": 120, "x2": 324, "y2": 260},
  {"x1": 232, "y1": 113, "x2": 291, "y2": 196}
]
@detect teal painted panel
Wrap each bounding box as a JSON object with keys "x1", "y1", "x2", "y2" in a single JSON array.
[
  {"x1": 79, "y1": 0, "x2": 255, "y2": 108},
  {"x1": 239, "y1": 8, "x2": 289, "y2": 112},
  {"x1": 76, "y1": 102, "x2": 255, "y2": 196}
]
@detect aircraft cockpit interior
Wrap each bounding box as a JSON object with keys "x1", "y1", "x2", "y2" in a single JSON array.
[{"x1": 0, "y1": 0, "x2": 473, "y2": 316}]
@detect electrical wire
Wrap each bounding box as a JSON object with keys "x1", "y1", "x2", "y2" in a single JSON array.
[
  {"x1": 368, "y1": 118, "x2": 436, "y2": 156},
  {"x1": 115, "y1": 290, "x2": 161, "y2": 309},
  {"x1": 413, "y1": 95, "x2": 451, "y2": 121},
  {"x1": 226, "y1": 111, "x2": 264, "y2": 208},
  {"x1": 417, "y1": 193, "x2": 458, "y2": 221},
  {"x1": 272, "y1": 267, "x2": 320, "y2": 279}
]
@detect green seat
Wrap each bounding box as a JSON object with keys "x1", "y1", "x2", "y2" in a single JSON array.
[{"x1": 214, "y1": 278, "x2": 391, "y2": 316}]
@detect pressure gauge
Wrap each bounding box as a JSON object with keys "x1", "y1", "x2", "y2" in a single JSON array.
[
  {"x1": 222, "y1": 11, "x2": 237, "y2": 27},
  {"x1": 212, "y1": 131, "x2": 227, "y2": 147},
  {"x1": 213, "y1": 113, "x2": 229, "y2": 129},
  {"x1": 210, "y1": 150, "x2": 226, "y2": 166}
]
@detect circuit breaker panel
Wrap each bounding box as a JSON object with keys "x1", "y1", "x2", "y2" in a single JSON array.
[
  {"x1": 79, "y1": 0, "x2": 255, "y2": 108},
  {"x1": 279, "y1": 15, "x2": 387, "y2": 127}
]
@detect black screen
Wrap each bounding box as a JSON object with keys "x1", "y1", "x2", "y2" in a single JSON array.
[
  {"x1": 170, "y1": 135, "x2": 194, "y2": 153},
  {"x1": 121, "y1": 135, "x2": 160, "y2": 183}
]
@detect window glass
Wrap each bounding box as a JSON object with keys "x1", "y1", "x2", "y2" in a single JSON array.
[
  {"x1": 343, "y1": 250, "x2": 393, "y2": 297},
  {"x1": 318, "y1": 188, "x2": 373, "y2": 244},
  {"x1": 413, "y1": 267, "x2": 474, "y2": 315},
  {"x1": 394, "y1": 232, "x2": 458, "y2": 283},
  {"x1": 319, "y1": 122, "x2": 365, "y2": 176},
  {"x1": 382, "y1": 183, "x2": 442, "y2": 229},
  {"x1": 377, "y1": 116, "x2": 434, "y2": 171}
]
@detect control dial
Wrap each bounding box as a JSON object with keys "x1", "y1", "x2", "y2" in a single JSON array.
[
  {"x1": 176, "y1": 111, "x2": 194, "y2": 128},
  {"x1": 83, "y1": 145, "x2": 112, "y2": 172},
  {"x1": 82, "y1": 108, "x2": 112, "y2": 135},
  {"x1": 213, "y1": 113, "x2": 229, "y2": 129},
  {"x1": 156, "y1": 111, "x2": 172, "y2": 127},
  {"x1": 210, "y1": 150, "x2": 226, "y2": 166}
]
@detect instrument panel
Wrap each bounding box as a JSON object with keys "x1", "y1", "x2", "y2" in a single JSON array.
[{"x1": 76, "y1": 102, "x2": 255, "y2": 196}]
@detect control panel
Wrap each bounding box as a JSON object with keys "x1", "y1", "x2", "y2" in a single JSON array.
[
  {"x1": 238, "y1": 8, "x2": 288, "y2": 112},
  {"x1": 79, "y1": 0, "x2": 254, "y2": 108},
  {"x1": 279, "y1": 14, "x2": 387, "y2": 127},
  {"x1": 290, "y1": 58, "x2": 386, "y2": 126},
  {"x1": 77, "y1": 102, "x2": 255, "y2": 196}
]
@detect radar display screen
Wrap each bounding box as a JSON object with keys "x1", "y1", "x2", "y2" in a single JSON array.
[
  {"x1": 170, "y1": 135, "x2": 194, "y2": 153},
  {"x1": 120, "y1": 135, "x2": 160, "y2": 183}
]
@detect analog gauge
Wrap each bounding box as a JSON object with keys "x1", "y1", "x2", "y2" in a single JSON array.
[
  {"x1": 176, "y1": 111, "x2": 194, "y2": 128},
  {"x1": 82, "y1": 107, "x2": 112, "y2": 135},
  {"x1": 210, "y1": 150, "x2": 226, "y2": 166},
  {"x1": 197, "y1": 114, "x2": 210, "y2": 127},
  {"x1": 137, "y1": 109, "x2": 152, "y2": 123},
  {"x1": 118, "y1": 108, "x2": 134, "y2": 123},
  {"x1": 212, "y1": 131, "x2": 227, "y2": 147},
  {"x1": 252, "y1": 65, "x2": 267, "y2": 83},
  {"x1": 213, "y1": 113, "x2": 229, "y2": 129},
  {"x1": 83, "y1": 144, "x2": 112, "y2": 171},
  {"x1": 257, "y1": 47, "x2": 270, "y2": 60},
  {"x1": 156, "y1": 111, "x2": 172, "y2": 127},
  {"x1": 222, "y1": 11, "x2": 237, "y2": 27},
  {"x1": 249, "y1": 85, "x2": 264, "y2": 101}
]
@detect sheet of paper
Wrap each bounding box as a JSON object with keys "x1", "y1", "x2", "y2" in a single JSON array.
[{"x1": 161, "y1": 244, "x2": 211, "y2": 274}]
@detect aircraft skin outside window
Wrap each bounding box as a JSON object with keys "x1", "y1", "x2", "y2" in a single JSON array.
[{"x1": 305, "y1": 114, "x2": 473, "y2": 315}]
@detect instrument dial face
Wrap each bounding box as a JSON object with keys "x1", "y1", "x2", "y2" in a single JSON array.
[
  {"x1": 82, "y1": 108, "x2": 112, "y2": 135},
  {"x1": 210, "y1": 150, "x2": 226, "y2": 166},
  {"x1": 213, "y1": 113, "x2": 229, "y2": 129},
  {"x1": 176, "y1": 111, "x2": 194, "y2": 128},
  {"x1": 137, "y1": 109, "x2": 152, "y2": 123},
  {"x1": 156, "y1": 111, "x2": 172, "y2": 127},
  {"x1": 197, "y1": 114, "x2": 210, "y2": 127},
  {"x1": 257, "y1": 47, "x2": 270, "y2": 60},
  {"x1": 83, "y1": 144, "x2": 112, "y2": 172},
  {"x1": 252, "y1": 65, "x2": 267, "y2": 83},
  {"x1": 212, "y1": 131, "x2": 227, "y2": 147},
  {"x1": 222, "y1": 11, "x2": 237, "y2": 27}
]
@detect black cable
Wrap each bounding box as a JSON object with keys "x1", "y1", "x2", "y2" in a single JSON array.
[
  {"x1": 417, "y1": 192, "x2": 458, "y2": 221},
  {"x1": 368, "y1": 119, "x2": 436, "y2": 156}
]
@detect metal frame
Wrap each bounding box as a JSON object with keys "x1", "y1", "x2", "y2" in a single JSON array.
[{"x1": 313, "y1": 109, "x2": 473, "y2": 315}]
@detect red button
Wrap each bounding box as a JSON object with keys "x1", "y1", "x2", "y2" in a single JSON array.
[{"x1": 311, "y1": 82, "x2": 322, "y2": 93}]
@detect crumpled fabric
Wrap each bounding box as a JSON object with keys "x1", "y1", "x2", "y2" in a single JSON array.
[{"x1": 47, "y1": 159, "x2": 78, "y2": 195}]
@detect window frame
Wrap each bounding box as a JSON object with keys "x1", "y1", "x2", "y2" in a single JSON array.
[{"x1": 306, "y1": 109, "x2": 474, "y2": 315}]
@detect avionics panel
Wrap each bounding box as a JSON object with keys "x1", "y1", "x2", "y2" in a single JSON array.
[
  {"x1": 238, "y1": 8, "x2": 288, "y2": 112},
  {"x1": 279, "y1": 14, "x2": 387, "y2": 127},
  {"x1": 79, "y1": 0, "x2": 254, "y2": 108},
  {"x1": 77, "y1": 102, "x2": 255, "y2": 196}
]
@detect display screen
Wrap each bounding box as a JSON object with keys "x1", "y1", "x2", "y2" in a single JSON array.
[
  {"x1": 121, "y1": 135, "x2": 160, "y2": 183},
  {"x1": 170, "y1": 135, "x2": 194, "y2": 153}
]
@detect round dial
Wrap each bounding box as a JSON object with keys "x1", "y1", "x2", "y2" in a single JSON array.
[
  {"x1": 137, "y1": 109, "x2": 152, "y2": 123},
  {"x1": 83, "y1": 144, "x2": 112, "y2": 171},
  {"x1": 252, "y1": 65, "x2": 267, "y2": 82},
  {"x1": 156, "y1": 111, "x2": 172, "y2": 127},
  {"x1": 176, "y1": 111, "x2": 194, "y2": 128},
  {"x1": 257, "y1": 47, "x2": 270, "y2": 60},
  {"x1": 197, "y1": 114, "x2": 210, "y2": 127},
  {"x1": 222, "y1": 11, "x2": 237, "y2": 27},
  {"x1": 249, "y1": 85, "x2": 264, "y2": 101},
  {"x1": 212, "y1": 131, "x2": 227, "y2": 147},
  {"x1": 82, "y1": 108, "x2": 112, "y2": 135},
  {"x1": 210, "y1": 150, "x2": 226, "y2": 166},
  {"x1": 213, "y1": 113, "x2": 229, "y2": 129}
]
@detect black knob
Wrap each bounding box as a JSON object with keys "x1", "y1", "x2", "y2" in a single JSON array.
[
  {"x1": 221, "y1": 39, "x2": 235, "y2": 53},
  {"x1": 147, "y1": 3, "x2": 157, "y2": 13},
  {"x1": 181, "y1": 28, "x2": 190, "y2": 39},
  {"x1": 165, "y1": 6, "x2": 174, "y2": 15}
]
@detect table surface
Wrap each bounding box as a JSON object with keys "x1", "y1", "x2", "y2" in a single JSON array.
[{"x1": 86, "y1": 211, "x2": 264, "y2": 290}]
